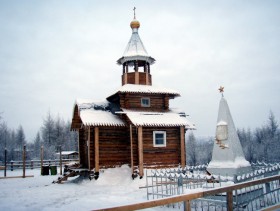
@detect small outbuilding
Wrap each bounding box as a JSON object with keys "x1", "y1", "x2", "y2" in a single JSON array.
[
  {"x1": 71, "y1": 12, "x2": 195, "y2": 178},
  {"x1": 56, "y1": 151, "x2": 79, "y2": 160}
]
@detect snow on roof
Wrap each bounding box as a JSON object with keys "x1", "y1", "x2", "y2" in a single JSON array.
[
  {"x1": 117, "y1": 28, "x2": 155, "y2": 65},
  {"x1": 122, "y1": 31, "x2": 149, "y2": 57},
  {"x1": 122, "y1": 109, "x2": 196, "y2": 129},
  {"x1": 208, "y1": 157, "x2": 251, "y2": 169},
  {"x1": 55, "y1": 151, "x2": 78, "y2": 156},
  {"x1": 108, "y1": 84, "x2": 180, "y2": 98},
  {"x1": 75, "y1": 99, "x2": 126, "y2": 127},
  {"x1": 217, "y1": 120, "x2": 227, "y2": 126}
]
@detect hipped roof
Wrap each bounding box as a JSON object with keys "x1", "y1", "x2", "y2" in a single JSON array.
[{"x1": 117, "y1": 28, "x2": 155, "y2": 65}]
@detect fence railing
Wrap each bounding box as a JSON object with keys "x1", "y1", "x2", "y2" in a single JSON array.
[
  {"x1": 0, "y1": 159, "x2": 79, "y2": 171},
  {"x1": 97, "y1": 174, "x2": 280, "y2": 211}
]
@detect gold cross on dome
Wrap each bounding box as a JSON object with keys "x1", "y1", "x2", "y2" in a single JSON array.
[{"x1": 218, "y1": 86, "x2": 224, "y2": 93}]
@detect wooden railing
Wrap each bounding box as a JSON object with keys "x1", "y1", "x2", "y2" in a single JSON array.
[
  {"x1": 95, "y1": 174, "x2": 280, "y2": 211},
  {"x1": 1, "y1": 159, "x2": 79, "y2": 171}
]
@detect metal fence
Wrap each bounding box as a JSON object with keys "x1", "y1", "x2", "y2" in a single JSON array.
[
  {"x1": 97, "y1": 174, "x2": 280, "y2": 211},
  {"x1": 144, "y1": 163, "x2": 280, "y2": 210}
]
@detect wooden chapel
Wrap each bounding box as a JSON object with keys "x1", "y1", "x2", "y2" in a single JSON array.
[{"x1": 71, "y1": 11, "x2": 195, "y2": 178}]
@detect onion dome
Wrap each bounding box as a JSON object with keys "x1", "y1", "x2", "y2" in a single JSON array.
[{"x1": 130, "y1": 18, "x2": 140, "y2": 29}]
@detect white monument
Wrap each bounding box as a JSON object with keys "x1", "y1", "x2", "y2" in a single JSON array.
[{"x1": 207, "y1": 87, "x2": 251, "y2": 177}]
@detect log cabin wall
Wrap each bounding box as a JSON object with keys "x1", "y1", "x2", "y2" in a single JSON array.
[
  {"x1": 78, "y1": 128, "x2": 88, "y2": 168},
  {"x1": 119, "y1": 93, "x2": 170, "y2": 111},
  {"x1": 141, "y1": 127, "x2": 182, "y2": 168},
  {"x1": 71, "y1": 105, "x2": 82, "y2": 129},
  {"x1": 131, "y1": 125, "x2": 139, "y2": 168},
  {"x1": 122, "y1": 72, "x2": 152, "y2": 85},
  {"x1": 88, "y1": 126, "x2": 130, "y2": 169},
  {"x1": 88, "y1": 128, "x2": 95, "y2": 170}
]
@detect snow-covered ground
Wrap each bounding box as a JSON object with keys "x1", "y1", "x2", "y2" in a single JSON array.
[{"x1": 0, "y1": 165, "x2": 175, "y2": 211}]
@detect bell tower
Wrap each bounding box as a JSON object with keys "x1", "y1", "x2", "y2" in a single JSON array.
[{"x1": 117, "y1": 8, "x2": 155, "y2": 86}]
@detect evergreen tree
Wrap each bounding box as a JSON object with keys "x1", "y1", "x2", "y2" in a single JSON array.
[
  {"x1": 0, "y1": 120, "x2": 8, "y2": 161},
  {"x1": 33, "y1": 132, "x2": 42, "y2": 159},
  {"x1": 41, "y1": 111, "x2": 56, "y2": 159},
  {"x1": 186, "y1": 132, "x2": 197, "y2": 166},
  {"x1": 267, "y1": 111, "x2": 278, "y2": 139},
  {"x1": 9, "y1": 130, "x2": 17, "y2": 161},
  {"x1": 14, "y1": 125, "x2": 26, "y2": 160}
]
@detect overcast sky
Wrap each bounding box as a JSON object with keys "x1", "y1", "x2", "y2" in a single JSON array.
[{"x1": 0, "y1": 0, "x2": 279, "y2": 141}]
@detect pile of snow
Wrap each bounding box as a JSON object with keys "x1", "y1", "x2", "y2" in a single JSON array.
[
  {"x1": 0, "y1": 165, "x2": 153, "y2": 211},
  {"x1": 0, "y1": 164, "x2": 246, "y2": 210},
  {"x1": 208, "y1": 156, "x2": 251, "y2": 169}
]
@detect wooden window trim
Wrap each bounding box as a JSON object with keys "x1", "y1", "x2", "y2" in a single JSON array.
[
  {"x1": 141, "y1": 97, "x2": 150, "y2": 107},
  {"x1": 153, "y1": 131, "x2": 166, "y2": 147}
]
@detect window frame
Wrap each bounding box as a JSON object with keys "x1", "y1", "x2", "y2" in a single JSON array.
[
  {"x1": 141, "y1": 97, "x2": 150, "y2": 107},
  {"x1": 153, "y1": 131, "x2": 167, "y2": 147}
]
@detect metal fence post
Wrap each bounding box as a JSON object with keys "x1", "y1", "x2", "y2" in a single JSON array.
[
  {"x1": 23, "y1": 145, "x2": 26, "y2": 178},
  {"x1": 265, "y1": 182, "x2": 271, "y2": 193},
  {"x1": 59, "y1": 145, "x2": 62, "y2": 175},
  {"x1": 11, "y1": 160, "x2": 13, "y2": 171},
  {"x1": 40, "y1": 146, "x2": 43, "y2": 175}
]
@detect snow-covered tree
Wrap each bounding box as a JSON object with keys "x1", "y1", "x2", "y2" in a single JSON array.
[
  {"x1": 33, "y1": 132, "x2": 42, "y2": 159},
  {"x1": 16, "y1": 125, "x2": 26, "y2": 150},
  {"x1": 41, "y1": 111, "x2": 56, "y2": 159},
  {"x1": 186, "y1": 132, "x2": 197, "y2": 166}
]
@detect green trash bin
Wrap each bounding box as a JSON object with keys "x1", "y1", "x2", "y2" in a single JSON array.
[{"x1": 50, "y1": 165, "x2": 57, "y2": 175}]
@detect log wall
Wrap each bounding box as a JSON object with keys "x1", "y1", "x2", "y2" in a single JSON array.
[
  {"x1": 142, "y1": 127, "x2": 182, "y2": 168},
  {"x1": 79, "y1": 125, "x2": 184, "y2": 170},
  {"x1": 129, "y1": 126, "x2": 183, "y2": 169},
  {"x1": 88, "y1": 126, "x2": 130, "y2": 169},
  {"x1": 119, "y1": 93, "x2": 170, "y2": 111},
  {"x1": 78, "y1": 128, "x2": 88, "y2": 168},
  {"x1": 71, "y1": 105, "x2": 82, "y2": 129},
  {"x1": 122, "y1": 72, "x2": 152, "y2": 85}
]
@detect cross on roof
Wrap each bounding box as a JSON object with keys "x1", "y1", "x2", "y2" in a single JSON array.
[{"x1": 133, "y1": 7, "x2": 136, "y2": 19}]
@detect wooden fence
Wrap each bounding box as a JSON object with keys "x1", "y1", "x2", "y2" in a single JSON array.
[
  {"x1": 95, "y1": 174, "x2": 280, "y2": 211},
  {"x1": 1, "y1": 159, "x2": 79, "y2": 171}
]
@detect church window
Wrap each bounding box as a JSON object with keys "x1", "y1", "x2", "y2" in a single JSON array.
[
  {"x1": 153, "y1": 131, "x2": 166, "y2": 147},
  {"x1": 141, "y1": 97, "x2": 150, "y2": 107}
]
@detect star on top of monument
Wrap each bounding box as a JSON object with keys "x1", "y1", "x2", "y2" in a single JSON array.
[{"x1": 218, "y1": 86, "x2": 224, "y2": 93}]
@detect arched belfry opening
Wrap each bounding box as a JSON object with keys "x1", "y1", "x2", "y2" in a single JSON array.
[{"x1": 117, "y1": 8, "x2": 155, "y2": 85}]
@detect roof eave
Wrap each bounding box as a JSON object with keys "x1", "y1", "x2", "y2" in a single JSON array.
[{"x1": 117, "y1": 56, "x2": 155, "y2": 65}]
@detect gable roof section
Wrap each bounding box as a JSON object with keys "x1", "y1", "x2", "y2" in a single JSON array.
[
  {"x1": 121, "y1": 109, "x2": 196, "y2": 129},
  {"x1": 107, "y1": 84, "x2": 180, "y2": 101},
  {"x1": 73, "y1": 99, "x2": 126, "y2": 127}
]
